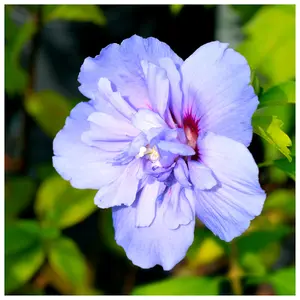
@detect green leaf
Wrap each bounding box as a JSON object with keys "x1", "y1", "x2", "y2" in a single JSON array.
[
  {"x1": 5, "y1": 19, "x2": 36, "y2": 95},
  {"x1": 273, "y1": 156, "x2": 295, "y2": 180},
  {"x1": 44, "y1": 5, "x2": 106, "y2": 26},
  {"x1": 48, "y1": 236, "x2": 87, "y2": 289},
  {"x1": 238, "y1": 5, "x2": 295, "y2": 86},
  {"x1": 5, "y1": 221, "x2": 46, "y2": 294},
  {"x1": 252, "y1": 115, "x2": 292, "y2": 161},
  {"x1": 35, "y1": 174, "x2": 97, "y2": 229},
  {"x1": 25, "y1": 90, "x2": 72, "y2": 137},
  {"x1": 250, "y1": 69, "x2": 262, "y2": 96},
  {"x1": 5, "y1": 244, "x2": 45, "y2": 294},
  {"x1": 265, "y1": 189, "x2": 295, "y2": 214},
  {"x1": 259, "y1": 81, "x2": 295, "y2": 107},
  {"x1": 268, "y1": 267, "x2": 295, "y2": 295},
  {"x1": 170, "y1": 5, "x2": 184, "y2": 16},
  {"x1": 236, "y1": 226, "x2": 290, "y2": 256},
  {"x1": 241, "y1": 252, "x2": 266, "y2": 277},
  {"x1": 5, "y1": 177, "x2": 36, "y2": 219},
  {"x1": 5, "y1": 220, "x2": 42, "y2": 255},
  {"x1": 132, "y1": 277, "x2": 220, "y2": 295}
]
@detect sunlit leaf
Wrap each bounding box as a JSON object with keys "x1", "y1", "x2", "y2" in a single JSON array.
[
  {"x1": 5, "y1": 242, "x2": 45, "y2": 294},
  {"x1": 132, "y1": 276, "x2": 220, "y2": 295},
  {"x1": 35, "y1": 174, "x2": 97, "y2": 229},
  {"x1": 259, "y1": 81, "x2": 295, "y2": 107},
  {"x1": 238, "y1": 5, "x2": 295, "y2": 86},
  {"x1": 25, "y1": 90, "x2": 72, "y2": 137},
  {"x1": 268, "y1": 267, "x2": 295, "y2": 295},
  {"x1": 44, "y1": 5, "x2": 106, "y2": 26},
  {"x1": 5, "y1": 177, "x2": 36, "y2": 219},
  {"x1": 170, "y1": 5, "x2": 184, "y2": 16},
  {"x1": 252, "y1": 115, "x2": 292, "y2": 161},
  {"x1": 48, "y1": 236, "x2": 87, "y2": 289},
  {"x1": 273, "y1": 156, "x2": 295, "y2": 180},
  {"x1": 188, "y1": 237, "x2": 224, "y2": 268},
  {"x1": 186, "y1": 227, "x2": 228, "y2": 268}
]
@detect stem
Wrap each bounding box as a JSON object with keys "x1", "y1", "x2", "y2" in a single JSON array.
[{"x1": 228, "y1": 241, "x2": 243, "y2": 295}]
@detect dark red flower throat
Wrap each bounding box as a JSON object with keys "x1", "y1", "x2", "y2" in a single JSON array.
[{"x1": 183, "y1": 111, "x2": 200, "y2": 161}]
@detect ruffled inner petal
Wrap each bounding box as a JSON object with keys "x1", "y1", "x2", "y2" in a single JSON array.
[{"x1": 53, "y1": 101, "x2": 124, "y2": 189}]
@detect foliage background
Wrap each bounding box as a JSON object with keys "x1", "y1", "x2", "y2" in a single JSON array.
[{"x1": 4, "y1": 4, "x2": 295, "y2": 296}]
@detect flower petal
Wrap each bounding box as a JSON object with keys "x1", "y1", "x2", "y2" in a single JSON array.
[
  {"x1": 141, "y1": 60, "x2": 169, "y2": 118},
  {"x1": 136, "y1": 178, "x2": 166, "y2": 227},
  {"x1": 97, "y1": 77, "x2": 137, "y2": 120},
  {"x1": 188, "y1": 160, "x2": 218, "y2": 190},
  {"x1": 94, "y1": 159, "x2": 142, "y2": 208},
  {"x1": 53, "y1": 102, "x2": 123, "y2": 189},
  {"x1": 163, "y1": 183, "x2": 195, "y2": 229},
  {"x1": 78, "y1": 35, "x2": 183, "y2": 110},
  {"x1": 157, "y1": 140, "x2": 195, "y2": 156},
  {"x1": 159, "y1": 57, "x2": 183, "y2": 126},
  {"x1": 113, "y1": 199, "x2": 195, "y2": 271},
  {"x1": 181, "y1": 41, "x2": 258, "y2": 146},
  {"x1": 195, "y1": 132, "x2": 266, "y2": 242},
  {"x1": 131, "y1": 108, "x2": 168, "y2": 133},
  {"x1": 174, "y1": 158, "x2": 191, "y2": 188}
]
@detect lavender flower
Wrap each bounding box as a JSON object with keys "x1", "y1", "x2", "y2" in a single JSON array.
[{"x1": 53, "y1": 35, "x2": 266, "y2": 270}]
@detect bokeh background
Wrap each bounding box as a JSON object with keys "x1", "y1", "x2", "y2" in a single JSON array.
[{"x1": 5, "y1": 4, "x2": 295, "y2": 296}]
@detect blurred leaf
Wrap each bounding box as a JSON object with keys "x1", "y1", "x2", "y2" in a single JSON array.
[
  {"x1": 259, "y1": 242, "x2": 281, "y2": 269},
  {"x1": 5, "y1": 6, "x2": 19, "y2": 43},
  {"x1": 35, "y1": 163, "x2": 56, "y2": 181},
  {"x1": 5, "y1": 177, "x2": 36, "y2": 219},
  {"x1": 44, "y1": 5, "x2": 106, "y2": 26},
  {"x1": 35, "y1": 174, "x2": 97, "y2": 229},
  {"x1": 132, "y1": 277, "x2": 220, "y2": 295},
  {"x1": 170, "y1": 5, "x2": 184, "y2": 16},
  {"x1": 252, "y1": 115, "x2": 292, "y2": 161},
  {"x1": 265, "y1": 189, "x2": 295, "y2": 215},
  {"x1": 25, "y1": 90, "x2": 72, "y2": 137},
  {"x1": 188, "y1": 237, "x2": 224, "y2": 268},
  {"x1": 48, "y1": 236, "x2": 87, "y2": 289},
  {"x1": 231, "y1": 5, "x2": 262, "y2": 24},
  {"x1": 238, "y1": 5, "x2": 295, "y2": 86},
  {"x1": 5, "y1": 19, "x2": 36, "y2": 95},
  {"x1": 273, "y1": 156, "x2": 295, "y2": 180},
  {"x1": 268, "y1": 267, "x2": 295, "y2": 295},
  {"x1": 99, "y1": 209, "x2": 124, "y2": 256},
  {"x1": 5, "y1": 220, "x2": 42, "y2": 255},
  {"x1": 259, "y1": 81, "x2": 295, "y2": 107},
  {"x1": 241, "y1": 252, "x2": 266, "y2": 277},
  {"x1": 5, "y1": 220, "x2": 60, "y2": 258},
  {"x1": 5, "y1": 242, "x2": 45, "y2": 294},
  {"x1": 187, "y1": 227, "x2": 229, "y2": 264},
  {"x1": 236, "y1": 226, "x2": 290, "y2": 256}
]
